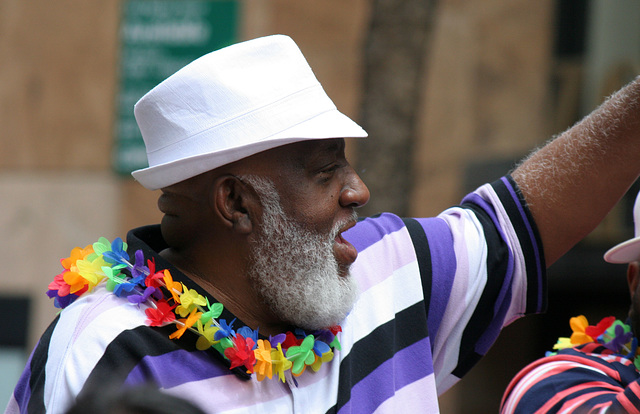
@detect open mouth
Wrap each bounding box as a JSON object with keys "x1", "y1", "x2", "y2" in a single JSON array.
[{"x1": 332, "y1": 220, "x2": 358, "y2": 273}]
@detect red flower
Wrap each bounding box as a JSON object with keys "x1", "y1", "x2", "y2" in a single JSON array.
[
  {"x1": 145, "y1": 300, "x2": 176, "y2": 327},
  {"x1": 48, "y1": 272, "x2": 71, "y2": 297},
  {"x1": 585, "y1": 316, "x2": 616, "y2": 339},
  {"x1": 224, "y1": 334, "x2": 256, "y2": 372},
  {"x1": 281, "y1": 332, "x2": 302, "y2": 349}
]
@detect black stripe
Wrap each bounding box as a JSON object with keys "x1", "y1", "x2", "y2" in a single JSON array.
[
  {"x1": 452, "y1": 201, "x2": 509, "y2": 378},
  {"x1": 328, "y1": 302, "x2": 429, "y2": 413},
  {"x1": 26, "y1": 316, "x2": 60, "y2": 414},
  {"x1": 80, "y1": 325, "x2": 248, "y2": 399},
  {"x1": 496, "y1": 176, "x2": 546, "y2": 314},
  {"x1": 402, "y1": 217, "x2": 433, "y2": 322}
]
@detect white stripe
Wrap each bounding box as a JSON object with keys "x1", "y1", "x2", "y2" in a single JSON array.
[
  {"x1": 432, "y1": 206, "x2": 487, "y2": 391},
  {"x1": 44, "y1": 287, "x2": 148, "y2": 412}
]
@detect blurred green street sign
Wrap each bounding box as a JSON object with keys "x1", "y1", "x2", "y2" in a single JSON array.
[{"x1": 114, "y1": 0, "x2": 238, "y2": 176}]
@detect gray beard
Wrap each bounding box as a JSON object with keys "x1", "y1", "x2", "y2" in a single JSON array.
[{"x1": 243, "y1": 176, "x2": 359, "y2": 330}]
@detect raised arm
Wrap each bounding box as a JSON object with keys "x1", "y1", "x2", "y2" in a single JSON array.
[{"x1": 512, "y1": 76, "x2": 640, "y2": 266}]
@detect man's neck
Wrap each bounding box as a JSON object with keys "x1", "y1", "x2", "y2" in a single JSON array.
[{"x1": 159, "y1": 247, "x2": 293, "y2": 336}]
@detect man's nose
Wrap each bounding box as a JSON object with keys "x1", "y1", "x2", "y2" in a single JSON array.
[{"x1": 340, "y1": 167, "x2": 370, "y2": 208}]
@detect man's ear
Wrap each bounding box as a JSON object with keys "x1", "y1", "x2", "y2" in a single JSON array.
[{"x1": 212, "y1": 175, "x2": 258, "y2": 234}]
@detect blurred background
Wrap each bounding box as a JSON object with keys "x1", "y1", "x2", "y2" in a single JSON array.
[{"x1": 1, "y1": 0, "x2": 640, "y2": 412}]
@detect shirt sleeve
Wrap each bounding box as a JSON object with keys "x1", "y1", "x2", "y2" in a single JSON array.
[{"x1": 500, "y1": 346, "x2": 640, "y2": 413}]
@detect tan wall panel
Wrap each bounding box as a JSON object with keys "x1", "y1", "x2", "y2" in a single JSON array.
[
  {"x1": 0, "y1": 172, "x2": 121, "y2": 349},
  {"x1": 0, "y1": 0, "x2": 120, "y2": 170},
  {"x1": 412, "y1": 0, "x2": 553, "y2": 217}
]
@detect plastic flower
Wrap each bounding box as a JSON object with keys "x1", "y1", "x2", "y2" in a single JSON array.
[
  {"x1": 272, "y1": 343, "x2": 292, "y2": 382},
  {"x1": 130, "y1": 250, "x2": 149, "y2": 278},
  {"x1": 128, "y1": 286, "x2": 156, "y2": 307},
  {"x1": 569, "y1": 315, "x2": 593, "y2": 345},
  {"x1": 237, "y1": 326, "x2": 259, "y2": 345},
  {"x1": 224, "y1": 334, "x2": 256, "y2": 372},
  {"x1": 101, "y1": 266, "x2": 124, "y2": 291},
  {"x1": 282, "y1": 331, "x2": 302, "y2": 348},
  {"x1": 76, "y1": 255, "x2": 108, "y2": 288},
  {"x1": 175, "y1": 284, "x2": 207, "y2": 317},
  {"x1": 200, "y1": 298, "x2": 224, "y2": 324},
  {"x1": 169, "y1": 308, "x2": 202, "y2": 340},
  {"x1": 97, "y1": 237, "x2": 130, "y2": 267},
  {"x1": 269, "y1": 333, "x2": 287, "y2": 348},
  {"x1": 329, "y1": 326, "x2": 343, "y2": 351},
  {"x1": 312, "y1": 337, "x2": 331, "y2": 358},
  {"x1": 48, "y1": 272, "x2": 71, "y2": 296},
  {"x1": 145, "y1": 300, "x2": 176, "y2": 327},
  {"x1": 254, "y1": 339, "x2": 273, "y2": 381},
  {"x1": 163, "y1": 270, "x2": 182, "y2": 303},
  {"x1": 145, "y1": 271, "x2": 164, "y2": 289},
  {"x1": 552, "y1": 337, "x2": 573, "y2": 350},
  {"x1": 602, "y1": 321, "x2": 633, "y2": 353},
  {"x1": 311, "y1": 349, "x2": 334, "y2": 372},
  {"x1": 61, "y1": 244, "x2": 94, "y2": 269},
  {"x1": 585, "y1": 316, "x2": 616, "y2": 339},
  {"x1": 195, "y1": 320, "x2": 220, "y2": 350},
  {"x1": 214, "y1": 319, "x2": 235, "y2": 341},
  {"x1": 62, "y1": 270, "x2": 88, "y2": 294},
  {"x1": 287, "y1": 335, "x2": 316, "y2": 376}
]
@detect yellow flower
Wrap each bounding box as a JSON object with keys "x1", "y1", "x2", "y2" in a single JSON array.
[
  {"x1": 311, "y1": 349, "x2": 334, "y2": 372},
  {"x1": 76, "y1": 255, "x2": 108, "y2": 288},
  {"x1": 176, "y1": 284, "x2": 207, "y2": 317},
  {"x1": 254, "y1": 340, "x2": 273, "y2": 381},
  {"x1": 271, "y1": 343, "x2": 292, "y2": 382},
  {"x1": 552, "y1": 337, "x2": 573, "y2": 350},
  {"x1": 195, "y1": 320, "x2": 220, "y2": 350}
]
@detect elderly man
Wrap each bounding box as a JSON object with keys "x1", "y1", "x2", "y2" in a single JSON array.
[
  {"x1": 7, "y1": 34, "x2": 640, "y2": 414},
  {"x1": 500, "y1": 189, "x2": 640, "y2": 413}
]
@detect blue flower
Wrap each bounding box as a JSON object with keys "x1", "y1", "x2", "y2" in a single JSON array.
[
  {"x1": 102, "y1": 238, "x2": 130, "y2": 266},
  {"x1": 214, "y1": 318, "x2": 236, "y2": 341}
]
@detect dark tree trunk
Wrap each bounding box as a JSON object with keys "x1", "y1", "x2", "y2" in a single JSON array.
[{"x1": 357, "y1": 0, "x2": 439, "y2": 216}]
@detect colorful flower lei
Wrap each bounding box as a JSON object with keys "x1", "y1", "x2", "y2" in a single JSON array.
[
  {"x1": 547, "y1": 315, "x2": 640, "y2": 370},
  {"x1": 46, "y1": 237, "x2": 342, "y2": 382}
]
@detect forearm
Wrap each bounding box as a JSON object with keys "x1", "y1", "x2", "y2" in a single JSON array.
[{"x1": 512, "y1": 76, "x2": 640, "y2": 266}]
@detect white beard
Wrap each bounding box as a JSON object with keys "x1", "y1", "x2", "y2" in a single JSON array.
[{"x1": 243, "y1": 176, "x2": 359, "y2": 330}]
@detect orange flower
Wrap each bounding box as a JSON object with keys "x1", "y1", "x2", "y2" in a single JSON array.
[
  {"x1": 169, "y1": 308, "x2": 202, "y2": 339},
  {"x1": 569, "y1": 315, "x2": 594, "y2": 345},
  {"x1": 163, "y1": 270, "x2": 182, "y2": 303}
]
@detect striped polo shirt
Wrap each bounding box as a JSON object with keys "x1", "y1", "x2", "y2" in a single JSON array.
[
  {"x1": 7, "y1": 176, "x2": 545, "y2": 414},
  {"x1": 500, "y1": 341, "x2": 640, "y2": 413}
]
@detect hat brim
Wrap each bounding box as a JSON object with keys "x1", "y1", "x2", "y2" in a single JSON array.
[
  {"x1": 603, "y1": 236, "x2": 640, "y2": 263},
  {"x1": 131, "y1": 109, "x2": 367, "y2": 190}
]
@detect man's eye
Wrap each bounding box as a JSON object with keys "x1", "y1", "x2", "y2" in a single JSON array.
[
  {"x1": 318, "y1": 164, "x2": 340, "y2": 181},
  {"x1": 321, "y1": 165, "x2": 339, "y2": 174}
]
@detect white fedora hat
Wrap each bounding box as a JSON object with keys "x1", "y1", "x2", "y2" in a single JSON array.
[
  {"x1": 131, "y1": 34, "x2": 367, "y2": 190},
  {"x1": 604, "y1": 190, "x2": 640, "y2": 263}
]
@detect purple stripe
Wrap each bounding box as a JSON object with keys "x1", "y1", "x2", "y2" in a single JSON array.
[
  {"x1": 415, "y1": 217, "x2": 456, "y2": 342},
  {"x1": 125, "y1": 349, "x2": 232, "y2": 388},
  {"x1": 345, "y1": 213, "x2": 407, "y2": 253},
  {"x1": 500, "y1": 176, "x2": 544, "y2": 312},
  {"x1": 338, "y1": 337, "x2": 433, "y2": 414},
  {"x1": 461, "y1": 192, "x2": 516, "y2": 353},
  {"x1": 12, "y1": 349, "x2": 35, "y2": 412}
]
